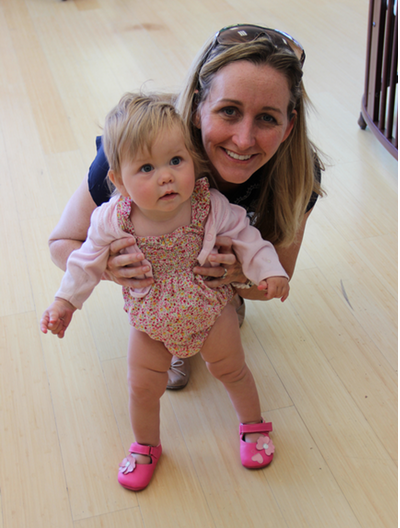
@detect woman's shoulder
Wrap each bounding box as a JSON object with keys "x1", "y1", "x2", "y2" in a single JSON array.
[{"x1": 88, "y1": 136, "x2": 114, "y2": 206}]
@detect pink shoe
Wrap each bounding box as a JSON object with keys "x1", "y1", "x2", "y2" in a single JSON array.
[
  {"x1": 239, "y1": 421, "x2": 275, "y2": 469},
  {"x1": 118, "y1": 442, "x2": 162, "y2": 491}
]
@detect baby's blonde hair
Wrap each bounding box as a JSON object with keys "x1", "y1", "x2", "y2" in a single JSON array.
[{"x1": 103, "y1": 92, "x2": 207, "y2": 186}]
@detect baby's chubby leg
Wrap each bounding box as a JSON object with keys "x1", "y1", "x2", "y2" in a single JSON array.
[
  {"x1": 127, "y1": 327, "x2": 172, "y2": 464},
  {"x1": 200, "y1": 303, "x2": 262, "y2": 435}
]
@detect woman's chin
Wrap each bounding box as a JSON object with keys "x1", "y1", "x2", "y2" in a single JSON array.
[
  {"x1": 212, "y1": 153, "x2": 261, "y2": 185},
  {"x1": 215, "y1": 168, "x2": 255, "y2": 187}
]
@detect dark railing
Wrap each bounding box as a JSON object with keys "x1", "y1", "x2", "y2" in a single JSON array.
[{"x1": 358, "y1": 0, "x2": 398, "y2": 159}]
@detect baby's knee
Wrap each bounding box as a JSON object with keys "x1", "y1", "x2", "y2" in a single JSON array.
[
  {"x1": 127, "y1": 370, "x2": 167, "y2": 402},
  {"x1": 207, "y1": 359, "x2": 247, "y2": 385}
]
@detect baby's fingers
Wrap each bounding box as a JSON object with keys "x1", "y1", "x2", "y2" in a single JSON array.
[
  {"x1": 45, "y1": 310, "x2": 65, "y2": 336},
  {"x1": 281, "y1": 292, "x2": 289, "y2": 302},
  {"x1": 40, "y1": 312, "x2": 50, "y2": 334}
]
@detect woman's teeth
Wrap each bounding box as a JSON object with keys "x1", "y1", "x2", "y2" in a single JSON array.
[{"x1": 225, "y1": 149, "x2": 252, "y2": 161}]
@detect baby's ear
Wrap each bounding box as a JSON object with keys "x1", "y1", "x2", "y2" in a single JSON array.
[
  {"x1": 108, "y1": 169, "x2": 128, "y2": 197},
  {"x1": 107, "y1": 169, "x2": 116, "y2": 186}
]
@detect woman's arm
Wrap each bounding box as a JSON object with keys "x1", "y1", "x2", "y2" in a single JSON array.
[
  {"x1": 194, "y1": 208, "x2": 313, "y2": 301},
  {"x1": 274, "y1": 208, "x2": 312, "y2": 280},
  {"x1": 49, "y1": 177, "x2": 97, "y2": 271},
  {"x1": 48, "y1": 176, "x2": 153, "y2": 289}
]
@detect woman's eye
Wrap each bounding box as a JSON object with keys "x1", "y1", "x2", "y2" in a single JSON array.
[
  {"x1": 170, "y1": 156, "x2": 181, "y2": 166},
  {"x1": 260, "y1": 114, "x2": 277, "y2": 124},
  {"x1": 140, "y1": 164, "x2": 153, "y2": 173},
  {"x1": 222, "y1": 107, "x2": 237, "y2": 117}
]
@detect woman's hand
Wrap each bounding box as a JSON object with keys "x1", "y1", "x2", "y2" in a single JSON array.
[
  {"x1": 105, "y1": 237, "x2": 154, "y2": 289},
  {"x1": 193, "y1": 236, "x2": 246, "y2": 287}
]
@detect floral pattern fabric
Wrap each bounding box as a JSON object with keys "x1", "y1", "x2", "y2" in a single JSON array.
[{"x1": 117, "y1": 178, "x2": 234, "y2": 357}]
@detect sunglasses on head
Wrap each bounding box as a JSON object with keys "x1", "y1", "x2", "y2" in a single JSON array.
[{"x1": 207, "y1": 24, "x2": 306, "y2": 67}]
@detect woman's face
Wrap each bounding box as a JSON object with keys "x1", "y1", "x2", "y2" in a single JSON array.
[{"x1": 195, "y1": 60, "x2": 295, "y2": 189}]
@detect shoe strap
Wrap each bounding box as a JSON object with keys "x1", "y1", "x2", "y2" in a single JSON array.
[
  {"x1": 169, "y1": 358, "x2": 187, "y2": 377},
  {"x1": 129, "y1": 442, "x2": 161, "y2": 459},
  {"x1": 239, "y1": 421, "x2": 272, "y2": 435}
]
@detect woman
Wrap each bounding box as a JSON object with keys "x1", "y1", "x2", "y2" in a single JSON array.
[{"x1": 48, "y1": 24, "x2": 323, "y2": 388}]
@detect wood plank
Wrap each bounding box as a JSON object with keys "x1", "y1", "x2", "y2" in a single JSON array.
[
  {"x1": 318, "y1": 160, "x2": 397, "y2": 242},
  {"x1": 102, "y1": 357, "x2": 216, "y2": 528},
  {"x1": 2, "y1": 0, "x2": 77, "y2": 154},
  {"x1": 74, "y1": 0, "x2": 101, "y2": 12},
  {"x1": 290, "y1": 267, "x2": 397, "y2": 462},
  {"x1": 265, "y1": 407, "x2": 362, "y2": 528},
  {"x1": 73, "y1": 509, "x2": 144, "y2": 528},
  {"x1": 21, "y1": 216, "x2": 136, "y2": 520},
  {"x1": 45, "y1": 151, "x2": 89, "y2": 215},
  {"x1": 0, "y1": 490, "x2": 3, "y2": 528},
  {"x1": 166, "y1": 355, "x2": 287, "y2": 527},
  {"x1": 84, "y1": 283, "x2": 130, "y2": 363},
  {"x1": 0, "y1": 134, "x2": 34, "y2": 317},
  {"x1": 247, "y1": 300, "x2": 397, "y2": 528},
  {"x1": 167, "y1": 355, "x2": 359, "y2": 527},
  {"x1": 28, "y1": 7, "x2": 144, "y2": 165},
  {"x1": 302, "y1": 209, "x2": 397, "y2": 369},
  {"x1": 349, "y1": 232, "x2": 397, "y2": 297},
  {"x1": 0, "y1": 312, "x2": 73, "y2": 528}
]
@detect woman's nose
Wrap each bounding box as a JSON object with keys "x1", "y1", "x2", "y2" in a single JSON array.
[{"x1": 232, "y1": 119, "x2": 256, "y2": 150}]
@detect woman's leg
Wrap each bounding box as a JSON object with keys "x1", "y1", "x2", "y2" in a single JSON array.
[
  {"x1": 200, "y1": 303, "x2": 262, "y2": 432},
  {"x1": 127, "y1": 327, "x2": 172, "y2": 463}
]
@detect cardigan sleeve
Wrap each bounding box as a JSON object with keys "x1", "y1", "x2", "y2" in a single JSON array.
[
  {"x1": 55, "y1": 199, "x2": 125, "y2": 309},
  {"x1": 199, "y1": 189, "x2": 289, "y2": 285}
]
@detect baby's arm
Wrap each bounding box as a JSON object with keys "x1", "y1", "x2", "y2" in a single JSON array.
[
  {"x1": 40, "y1": 298, "x2": 76, "y2": 338},
  {"x1": 205, "y1": 191, "x2": 290, "y2": 302},
  {"x1": 258, "y1": 277, "x2": 290, "y2": 302}
]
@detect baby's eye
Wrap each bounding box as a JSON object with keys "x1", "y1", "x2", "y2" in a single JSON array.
[
  {"x1": 140, "y1": 164, "x2": 153, "y2": 173},
  {"x1": 170, "y1": 156, "x2": 182, "y2": 166}
]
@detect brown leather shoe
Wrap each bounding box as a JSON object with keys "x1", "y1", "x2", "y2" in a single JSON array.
[{"x1": 166, "y1": 357, "x2": 191, "y2": 390}]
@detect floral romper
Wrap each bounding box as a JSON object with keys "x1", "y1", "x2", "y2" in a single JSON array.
[{"x1": 117, "y1": 178, "x2": 234, "y2": 358}]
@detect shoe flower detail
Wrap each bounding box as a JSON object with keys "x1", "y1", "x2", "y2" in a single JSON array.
[
  {"x1": 251, "y1": 435, "x2": 275, "y2": 464},
  {"x1": 119, "y1": 454, "x2": 136, "y2": 474}
]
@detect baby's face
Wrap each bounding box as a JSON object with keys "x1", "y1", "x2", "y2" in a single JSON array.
[{"x1": 117, "y1": 124, "x2": 196, "y2": 222}]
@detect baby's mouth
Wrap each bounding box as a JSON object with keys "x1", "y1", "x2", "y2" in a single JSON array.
[{"x1": 160, "y1": 191, "x2": 178, "y2": 199}]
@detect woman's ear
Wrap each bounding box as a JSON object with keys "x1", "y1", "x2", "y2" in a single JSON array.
[
  {"x1": 193, "y1": 91, "x2": 201, "y2": 129},
  {"x1": 193, "y1": 110, "x2": 201, "y2": 129},
  {"x1": 282, "y1": 109, "x2": 297, "y2": 142}
]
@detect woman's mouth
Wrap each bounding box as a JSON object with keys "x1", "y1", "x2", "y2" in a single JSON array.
[{"x1": 224, "y1": 148, "x2": 254, "y2": 161}]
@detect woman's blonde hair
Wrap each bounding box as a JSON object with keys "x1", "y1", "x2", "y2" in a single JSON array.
[
  {"x1": 103, "y1": 92, "x2": 208, "y2": 186},
  {"x1": 176, "y1": 35, "x2": 324, "y2": 247}
]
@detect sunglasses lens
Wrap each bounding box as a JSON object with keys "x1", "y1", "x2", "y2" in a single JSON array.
[
  {"x1": 217, "y1": 26, "x2": 265, "y2": 44},
  {"x1": 216, "y1": 25, "x2": 305, "y2": 65}
]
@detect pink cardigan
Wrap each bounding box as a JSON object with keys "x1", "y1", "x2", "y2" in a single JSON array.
[{"x1": 56, "y1": 187, "x2": 288, "y2": 309}]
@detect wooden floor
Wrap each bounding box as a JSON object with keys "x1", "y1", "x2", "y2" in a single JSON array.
[{"x1": 0, "y1": 0, "x2": 397, "y2": 527}]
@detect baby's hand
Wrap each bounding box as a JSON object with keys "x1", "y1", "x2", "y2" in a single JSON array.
[
  {"x1": 258, "y1": 277, "x2": 290, "y2": 302},
  {"x1": 40, "y1": 298, "x2": 76, "y2": 338}
]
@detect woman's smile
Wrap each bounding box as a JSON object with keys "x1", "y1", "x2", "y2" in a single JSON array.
[{"x1": 223, "y1": 148, "x2": 255, "y2": 161}]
